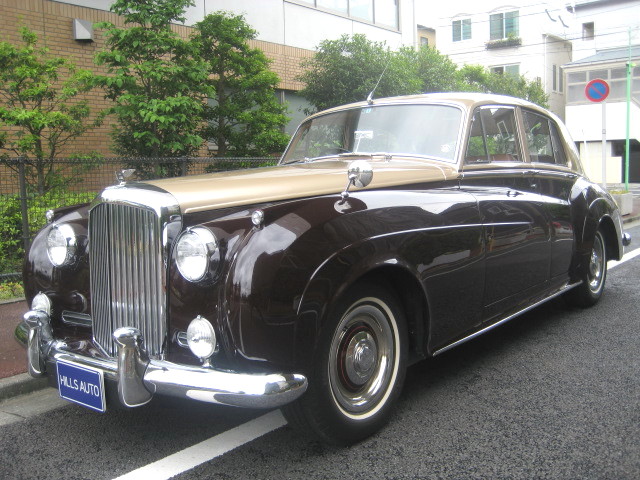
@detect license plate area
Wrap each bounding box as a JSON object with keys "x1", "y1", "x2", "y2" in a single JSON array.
[{"x1": 57, "y1": 359, "x2": 106, "y2": 413}]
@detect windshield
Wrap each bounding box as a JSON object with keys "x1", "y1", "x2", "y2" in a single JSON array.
[{"x1": 281, "y1": 104, "x2": 463, "y2": 164}]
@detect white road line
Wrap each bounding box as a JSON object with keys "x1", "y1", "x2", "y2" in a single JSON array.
[
  {"x1": 112, "y1": 410, "x2": 287, "y2": 480},
  {"x1": 608, "y1": 247, "x2": 640, "y2": 269}
]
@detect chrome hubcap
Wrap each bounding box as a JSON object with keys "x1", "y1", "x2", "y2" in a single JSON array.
[
  {"x1": 588, "y1": 234, "x2": 604, "y2": 293},
  {"x1": 345, "y1": 331, "x2": 378, "y2": 386},
  {"x1": 329, "y1": 299, "x2": 397, "y2": 418}
]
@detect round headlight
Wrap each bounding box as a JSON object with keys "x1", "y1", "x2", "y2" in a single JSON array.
[
  {"x1": 187, "y1": 316, "x2": 217, "y2": 360},
  {"x1": 46, "y1": 224, "x2": 77, "y2": 267},
  {"x1": 175, "y1": 227, "x2": 218, "y2": 282}
]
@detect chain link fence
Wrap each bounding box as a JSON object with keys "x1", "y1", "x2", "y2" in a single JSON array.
[{"x1": 0, "y1": 156, "x2": 279, "y2": 288}]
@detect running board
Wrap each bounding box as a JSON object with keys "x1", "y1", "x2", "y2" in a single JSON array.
[{"x1": 432, "y1": 282, "x2": 581, "y2": 357}]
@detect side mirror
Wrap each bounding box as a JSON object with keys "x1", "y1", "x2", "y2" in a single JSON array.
[{"x1": 341, "y1": 161, "x2": 373, "y2": 200}]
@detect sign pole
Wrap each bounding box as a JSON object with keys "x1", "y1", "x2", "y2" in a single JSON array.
[
  {"x1": 585, "y1": 78, "x2": 610, "y2": 189},
  {"x1": 601, "y1": 101, "x2": 607, "y2": 189}
]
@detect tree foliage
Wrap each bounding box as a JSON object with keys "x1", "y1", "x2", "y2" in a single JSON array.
[
  {"x1": 0, "y1": 27, "x2": 102, "y2": 193},
  {"x1": 95, "y1": 0, "x2": 212, "y2": 176},
  {"x1": 298, "y1": 35, "x2": 548, "y2": 112},
  {"x1": 298, "y1": 34, "x2": 400, "y2": 112},
  {"x1": 457, "y1": 64, "x2": 548, "y2": 108},
  {"x1": 192, "y1": 12, "x2": 289, "y2": 158}
]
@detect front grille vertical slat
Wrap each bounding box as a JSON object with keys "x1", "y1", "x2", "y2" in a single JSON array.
[{"x1": 89, "y1": 203, "x2": 166, "y2": 357}]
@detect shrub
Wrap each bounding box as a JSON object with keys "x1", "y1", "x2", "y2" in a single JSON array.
[
  {"x1": 0, "y1": 281, "x2": 24, "y2": 301},
  {"x1": 0, "y1": 190, "x2": 96, "y2": 275}
]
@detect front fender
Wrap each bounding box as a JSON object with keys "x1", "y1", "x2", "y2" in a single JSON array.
[
  {"x1": 224, "y1": 188, "x2": 483, "y2": 372},
  {"x1": 569, "y1": 179, "x2": 624, "y2": 283}
]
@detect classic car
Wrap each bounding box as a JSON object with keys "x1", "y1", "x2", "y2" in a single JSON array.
[{"x1": 16, "y1": 93, "x2": 631, "y2": 445}]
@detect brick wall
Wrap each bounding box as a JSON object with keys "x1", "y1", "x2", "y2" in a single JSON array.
[{"x1": 0, "y1": 0, "x2": 313, "y2": 156}]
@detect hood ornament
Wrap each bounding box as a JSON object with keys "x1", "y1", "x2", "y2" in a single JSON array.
[
  {"x1": 341, "y1": 161, "x2": 373, "y2": 201},
  {"x1": 116, "y1": 169, "x2": 136, "y2": 186}
]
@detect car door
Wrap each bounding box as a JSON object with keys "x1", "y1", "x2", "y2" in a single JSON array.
[
  {"x1": 460, "y1": 106, "x2": 550, "y2": 321},
  {"x1": 521, "y1": 108, "x2": 577, "y2": 283}
]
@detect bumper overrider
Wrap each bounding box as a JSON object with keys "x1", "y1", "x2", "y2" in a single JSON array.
[{"x1": 16, "y1": 309, "x2": 308, "y2": 409}]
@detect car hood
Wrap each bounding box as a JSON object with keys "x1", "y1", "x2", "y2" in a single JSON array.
[{"x1": 146, "y1": 158, "x2": 458, "y2": 214}]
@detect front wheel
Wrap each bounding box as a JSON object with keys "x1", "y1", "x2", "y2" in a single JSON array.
[
  {"x1": 565, "y1": 229, "x2": 607, "y2": 307},
  {"x1": 283, "y1": 282, "x2": 407, "y2": 445}
]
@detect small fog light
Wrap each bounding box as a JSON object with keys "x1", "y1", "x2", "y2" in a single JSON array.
[
  {"x1": 187, "y1": 316, "x2": 217, "y2": 364},
  {"x1": 31, "y1": 292, "x2": 52, "y2": 316}
]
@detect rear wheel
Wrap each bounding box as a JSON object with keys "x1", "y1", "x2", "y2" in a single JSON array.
[
  {"x1": 283, "y1": 282, "x2": 407, "y2": 445},
  {"x1": 565, "y1": 229, "x2": 607, "y2": 307}
]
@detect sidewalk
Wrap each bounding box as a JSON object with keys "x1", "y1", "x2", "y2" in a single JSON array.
[{"x1": 2, "y1": 195, "x2": 640, "y2": 399}]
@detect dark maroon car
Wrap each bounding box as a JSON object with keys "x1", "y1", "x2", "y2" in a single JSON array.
[{"x1": 17, "y1": 93, "x2": 630, "y2": 444}]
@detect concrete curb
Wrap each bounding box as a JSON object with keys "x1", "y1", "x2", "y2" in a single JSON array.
[
  {"x1": 0, "y1": 373, "x2": 48, "y2": 403},
  {"x1": 0, "y1": 297, "x2": 26, "y2": 306}
]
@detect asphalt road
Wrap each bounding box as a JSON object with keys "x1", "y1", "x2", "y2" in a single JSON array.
[{"x1": 1, "y1": 224, "x2": 639, "y2": 480}]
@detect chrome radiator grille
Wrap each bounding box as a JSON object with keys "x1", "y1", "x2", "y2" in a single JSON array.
[{"x1": 89, "y1": 202, "x2": 166, "y2": 357}]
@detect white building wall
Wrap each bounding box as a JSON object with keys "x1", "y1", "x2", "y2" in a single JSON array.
[
  {"x1": 433, "y1": 1, "x2": 573, "y2": 117},
  {"x1": 57, "y1": 0, "x2": 417, "y2": 51},
  {"x1": 434, "y1": 2, "x2": 572, "y2": 71},
  {"x1": 567, "y1": 0, "x2": 640, "y2": 63},
  {"x1": 566, "y1": 102, "x2": 640, "y2": 183}
]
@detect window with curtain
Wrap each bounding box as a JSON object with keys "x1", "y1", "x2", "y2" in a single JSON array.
[
  {"x1": 490, "y1": 11, "x2": 519, "y2": 40},
  {"x1": 452, "y1": 19, "x2": 471, "y2": 42}
]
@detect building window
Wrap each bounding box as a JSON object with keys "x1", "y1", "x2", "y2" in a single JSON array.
[
  {"x1": 491, "y1": 64, "x2": 520, "y2": 77},
  {"x1": 317, "y1": 0, "x2": 348, "y2": 14},
  {"x1": 566, "y1": 66, "x2": 640, "y2": 105},
  {"x1": 374, "y1": 0, "x2": 398, "y2": 29},
  {"x1": 420, "y1": 36, "x2": 429, "y2": 47},
  {"x1": 452, "y1": 19, "x2": 471, "y2": 42},
  {"x1": 582, "y1": 22, "x2": 594, "y2": 41},
  {"x1": 303, "y1": 0, "x2": 398, "y2": 29},
  {"x1": 490, "y1": 11, "x2": 519, "y2": 40},
  {"x1": 558, "y1": 66, "x2": 563, "y2": 92},
  {"x1": 350, "y1": 0, "x2": 374, "y2": 22}
]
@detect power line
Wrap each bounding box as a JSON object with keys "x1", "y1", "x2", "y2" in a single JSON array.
[
  {"x1": 442, "y1": 27, "x2": 638, "y2": 59},
  {"x1": 425, "y1": 1, "x2": 640, "y2": 31},
  {"x1": 427, "y1": 2, "x2": 573, "y2": 30}
]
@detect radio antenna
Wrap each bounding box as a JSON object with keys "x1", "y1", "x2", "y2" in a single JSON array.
[{"x1": 366, "y1": 55, "x2": 391, "y2": 105}]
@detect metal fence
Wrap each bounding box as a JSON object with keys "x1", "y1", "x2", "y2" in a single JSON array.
[{"x1": 0, "y1": 156, "x2": 279, "y2": 284}]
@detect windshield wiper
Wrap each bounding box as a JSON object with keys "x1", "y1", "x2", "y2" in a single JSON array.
[{"x1": 338, "y1": 152, "x2": 393, "y2": 160}]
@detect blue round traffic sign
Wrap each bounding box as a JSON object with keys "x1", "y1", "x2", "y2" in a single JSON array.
[{"x1": 585, "y1": 79, "x2": 610, "y2": 102}]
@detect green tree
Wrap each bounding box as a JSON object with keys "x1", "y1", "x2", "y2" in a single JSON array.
[
  {"x1": 299, "y1": 34, "x2": 406, "y2": 113},
  {"x1": 395, "y1": 45, "x2": 461, "y2": 93},
  {"x1": 298, "y1": 34, "x2": 549, "y2": 113},
  {"x1": 0, "y1": 27, "x2": 102, "y2": 193},
  {"x1": 192, "y1": 12, "x2": 289, "y2": 158},
  {"x1": 458, "y1": 64, "x2": 549, "y2": 107},
  {"x1": 96, "y1": 0, "x2": 212, "y2": 177}
]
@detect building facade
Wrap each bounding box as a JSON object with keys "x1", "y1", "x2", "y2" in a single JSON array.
[
  {"x1": 432, "y1": 0, "x2": 640, "y2": 184},
  {"x1": 0, "y1": 0, "x2": 418, "y2": 155},
  {"x1": 433, "y1": 1, "x2": 573, "y2": 119},
  {"x1": 563, "y1": 0, "x2": 640, "y2": 184}
]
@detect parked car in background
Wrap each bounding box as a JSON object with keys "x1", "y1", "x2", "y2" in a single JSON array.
[{"x1": 16, "y1": 93, "x2": 630, "y2": 445}]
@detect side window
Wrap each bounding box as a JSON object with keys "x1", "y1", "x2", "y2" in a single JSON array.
[
  {"x1": 549, "y1": 121, "x2": 568, "y2": 166},
  {"x1": 522, "y1": 110, "x2": 556, "y2": 164},
  {"x1": 465, "y1": 107, "x2": 521, "y2": 163}
]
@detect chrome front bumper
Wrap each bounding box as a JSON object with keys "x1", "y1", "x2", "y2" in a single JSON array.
[{"x1": 16, "y1": 310, "x2": 308, "y2": 409}]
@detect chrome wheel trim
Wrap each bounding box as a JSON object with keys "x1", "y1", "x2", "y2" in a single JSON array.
[
  {"x1": 328, "y1": 297, "x2": 400, "y2": 420},
  {"x1": 588, "y1": 233, "x2": 605, "y2": 294}
]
